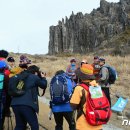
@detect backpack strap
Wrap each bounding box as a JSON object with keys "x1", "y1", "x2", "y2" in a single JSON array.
[
  {"x1": 77, "y1": 88, "x2": 86, "y2": 119},
  {"x1": 77, "y1": 83, "x2": 90, "y2": 118},
  {"x1": 101, "y1": 66, "x2": 109, "y2": 73},
  {"x1": 80, "y1": 83, "x2": 89, "y2": 91}
]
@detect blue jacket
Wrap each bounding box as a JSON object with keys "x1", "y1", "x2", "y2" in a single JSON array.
[
  {"x1": 11, "y1": 73, "x2": 47, "y2": 113},
  {"x1": 51, "y1": 74, "x2": 75, "y2": 113}
]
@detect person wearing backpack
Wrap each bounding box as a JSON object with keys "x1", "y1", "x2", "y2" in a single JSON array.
[
  {"x1": 97, "y1": 58, "x2": 117, "y2": 106},
  {"x1": 10, "y1": 65, "x2": 47, "y2": 130},
  {"x1": 70, "y1": 64, "x2": 111, "y2": 130},
  {"x1": 0, "y1": 61, "x2": 9, "y2": 130},
  {"x1": 50, "y1": 70, "x2": 76, "y2": 130},
  {"x1": 0, "y1": 50, "x2": 12, "y2": 127}
]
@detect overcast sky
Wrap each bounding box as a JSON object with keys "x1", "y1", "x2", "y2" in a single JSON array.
[{"x1": 0, "y1": 0, "x2": 119, "y2": 54}]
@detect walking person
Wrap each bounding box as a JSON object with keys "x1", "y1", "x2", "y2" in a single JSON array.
[
  {"x1": 50, "y1": 70, "x2": 76, "y2": 130},
  {"x1": 10, "y1": 65, "x2": 47, "y2": 130}
]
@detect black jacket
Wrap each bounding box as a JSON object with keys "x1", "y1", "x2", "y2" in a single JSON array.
[{"x1": 11, "y1": 72, "x2": 47, "y2": 112}]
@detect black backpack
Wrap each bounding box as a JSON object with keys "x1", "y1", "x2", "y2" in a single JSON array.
[{"x1": 8, "y1": 71, "x2": 30, "y2": 97}]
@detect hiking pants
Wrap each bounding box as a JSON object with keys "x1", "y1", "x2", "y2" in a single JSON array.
[
  {"x1": 53, "y1": 111, "x2": 75, "y2": 130},
  {"x1": 102, "y1": 87, "x2": 111, "y2": 106},
  {"x1": 12, "y1": 105, "x2": 39, "y2": 130}
]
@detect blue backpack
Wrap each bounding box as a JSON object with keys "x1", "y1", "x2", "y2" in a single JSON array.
[
  {"x1": 0, "y1": 74, "x2": 4, "y2": 90},
  {"x1": 104, "y1": 66, "x2": 117, "y2": 84},
  {"x1": 50, "y1": 73, "x2": 75, "y2": 105},
  {"x1": 0, "y1": 73, "x2": 4, "y2": 121}
]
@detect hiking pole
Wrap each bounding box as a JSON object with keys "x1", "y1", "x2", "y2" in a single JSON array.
[
  {"x1": 38, "y1": 123, "x2": 48, "y2": 130},
  {"x1": 48, "y1": 110, "x2": 52, "y2": 120}
]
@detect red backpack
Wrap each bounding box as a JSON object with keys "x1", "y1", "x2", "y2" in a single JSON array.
[{"x1": 80, "y1": 83, "x2": 112, "y2": 126}]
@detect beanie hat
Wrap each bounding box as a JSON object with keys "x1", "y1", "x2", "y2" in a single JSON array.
[
  {"x1": 75, "y1": 64, "x2": 95, "y2": 80},
  {"x1": 20, "y1": 55, "x2": 31, "y2": 64}
]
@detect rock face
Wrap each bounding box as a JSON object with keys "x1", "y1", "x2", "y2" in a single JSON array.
[{"x1": 48, "y1": 0, "x2": 130, "y2": 55}]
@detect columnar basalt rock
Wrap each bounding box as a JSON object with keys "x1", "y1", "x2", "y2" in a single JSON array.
[{"x1": 48, "y1": 0, "x2": 130, "y2": 55}]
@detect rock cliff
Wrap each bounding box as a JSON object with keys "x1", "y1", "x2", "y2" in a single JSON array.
[{"x1": 48, "y1": 0, "x2": 130, "y2": 55}]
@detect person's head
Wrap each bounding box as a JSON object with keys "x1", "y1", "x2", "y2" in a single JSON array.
[
  {"x1": 55, "y1": 70, "x2": 65, "y2": 76},
  {"x1": 0, "y1": 61, "x2": 7, "y2": 73},
  {"x1": 0, "y1": 50, "x2": 9, "y2": 59},
  {"x1": 19, "y1": 55, "x2": 31, "y2": 65},
  {"x1": 27, "y1": 65, "x2": 40, "y2": 75},
  {"x1": 7, "y1": 57, "x2": 15, "y2": 67},
  {"x1": 75, "y1": 64, "x2": 95, "y2": 82},
  {"x1": 70, "y1": 58, "x2": 76, "y2": 66},
  {"x1": 19, "y1": 55, "x2": 31, "y2": 69},
  {"x1": 93, "y1": 56, "x2": 99, "y2": 64},
  {"x1": 99, "y1": 58, "x2": 105, "y2": 66},
  {"x1": 81, "y1": 59, "x2": 88, "y2": 67}
]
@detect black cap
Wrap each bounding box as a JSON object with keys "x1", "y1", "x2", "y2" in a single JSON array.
[
  {"x1": 94, "y1": 56, "x2": 99, "y2": 60},
  {"x1": 7, "y1": 57, "x2": 15, "y2": 62},
  {"x1": 99, "y1": 58, "x2": 105, "y2": 62}
]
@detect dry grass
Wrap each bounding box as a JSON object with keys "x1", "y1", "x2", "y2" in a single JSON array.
[{"x1": 10, "y1": 53, "x2": 130, "y2": 101}]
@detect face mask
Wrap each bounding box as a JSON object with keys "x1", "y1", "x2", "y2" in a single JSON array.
[{"x1": 71, "y1": 63, "x2": 76, "y2": 66}]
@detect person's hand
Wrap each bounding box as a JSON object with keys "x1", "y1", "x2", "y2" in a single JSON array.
[{"x1": 41, "y1": 72, "x2": 46, "y2": 78}]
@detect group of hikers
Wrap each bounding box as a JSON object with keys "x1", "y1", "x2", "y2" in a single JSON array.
[{"x1": 0, "y1": 49, "x2": 117, "y2": 130}]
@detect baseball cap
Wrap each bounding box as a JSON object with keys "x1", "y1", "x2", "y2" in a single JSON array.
[
  {"x1": 99, "y1": 58, "x2": 105, "y2": 62},
  {"x1": 7, "y1": 57, "x2": 15, "y2": 62}
]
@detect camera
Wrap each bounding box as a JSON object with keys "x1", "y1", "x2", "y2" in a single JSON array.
[{"x1": 38, "y1": 71, "x2": 46, "y2": 79}]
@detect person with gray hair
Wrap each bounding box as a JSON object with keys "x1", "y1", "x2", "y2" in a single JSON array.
[{"x1": 98, "y1": 58, "x2": 111, "y2": 106}]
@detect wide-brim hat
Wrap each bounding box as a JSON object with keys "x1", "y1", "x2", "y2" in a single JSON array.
[{"x1": 75, "y1": 64, "x2": 95, "y2": 80}]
